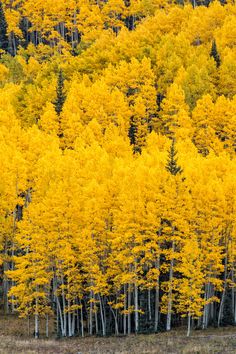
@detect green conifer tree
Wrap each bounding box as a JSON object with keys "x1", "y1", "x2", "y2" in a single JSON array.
[
  {"x1": 166, "y1": 138, "x2": 183, "y2": 176},
  {"x1": 210, "y1": 40, "x2": 221, "y2": 68},
  {"x1": 54, "y1": 70, "x2": 66, "y2": 116}
]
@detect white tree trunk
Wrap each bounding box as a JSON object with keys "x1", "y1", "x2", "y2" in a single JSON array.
[
  {"x1": 68, "y1": 300, "x2": 72, "y2": 337},
  {"x1": 46, "y1": 314, "x2": 49, "y2": 338},
  {"x1": 154, "y1": 256, "x2": 160, "y2": 332},
  {"x1": 80, "y1": 299, "x2": 84, "y2": 337},
  {"x1": 99, "y1": 295, "x2": 106, "y2": 336},
  {"x1": 128, "y1": 284, "x2": 131, "y2": 335},
  {"x1": 166, "y1": 241, "x2": 175, "y2": 331},
  {"x1": 187, "y1": 313, "x2": 191, "y2": 337},
  {"x1": 123, "y1": 284, "x2": 127, "y2": 335},
  {"x1": 57, "y1": 297, "x2": 65, "y2": 336},
  {"x1": 134, "y1": 283, "x2": 139, "y2": 334},
  {"x1": 35, "y1": 296, "x2": 39, "y2": 339},
  {"x1": 89, "y1": 290, "x2": 93, "y2": 335}
]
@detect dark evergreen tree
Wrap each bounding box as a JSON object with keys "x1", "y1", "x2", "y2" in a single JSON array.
[
  {"x1": 166, "y1": 138, "x2": 183, "y2": 176},
  {"x1": 128, "y1": 119, "x2": 136, "y2": 146},
  {"x1": 0, "y1": 2, "x2": 8, "y2": 52},
  {"x1": 128, "y1": 118, "x2": 142, "y2": 154},
  {"x1": 54, "y1": 69, "x2": 66, "y2": 116},
  {"x1": 210, "y1": 40, "x2": 221, "y2": 68},
  {"x1": 156, "y1": 93, "x2": 164, "y2": 112}
]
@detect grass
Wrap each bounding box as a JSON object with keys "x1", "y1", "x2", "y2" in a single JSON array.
[{"x1": 1, "y1": 315, "x2": 236, "y2": 353}]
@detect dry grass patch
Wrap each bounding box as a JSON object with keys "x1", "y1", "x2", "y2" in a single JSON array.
[{"x1": 1, "y1": 316, "x2": 236, "y2": 353}]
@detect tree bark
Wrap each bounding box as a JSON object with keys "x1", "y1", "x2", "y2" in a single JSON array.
[
  {"x1": 187, "y1": 313, "x2": 191, "y2": 337},
  {"x1": 134, "y1": 282, "x2": 139, "y2": 334},
  {"x1": 154, "y1": 255, "x2": 160, "y2": 332},
  {"x1": 166, "y1": 240, "x2": 175, "y2": 331}
]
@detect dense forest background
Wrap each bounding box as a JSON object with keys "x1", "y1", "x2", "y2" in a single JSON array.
[{"x1": 0, "y1": 0, "x2": 236, "y2": 339}]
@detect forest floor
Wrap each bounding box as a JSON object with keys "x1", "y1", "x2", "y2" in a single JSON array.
[{"x1": 1, "y1": 315, "x2": 236, "y2": 353}]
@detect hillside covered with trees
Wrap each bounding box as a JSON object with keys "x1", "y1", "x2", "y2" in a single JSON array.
[{"x1": 0, "y1": 0, "x2": 236, "y2": 340}]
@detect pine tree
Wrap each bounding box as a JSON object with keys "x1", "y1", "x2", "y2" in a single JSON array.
[
  {"x1": 128, "y1": 118, "x2": 137, "y2": 146},
  {"x1": 166, "y1": 139, "x2": 183, "y2": 176},
  {"x1": 0, "y1": 2, "x2": 8, "y2": 52},
  {"x1": 54, "y1": 70, "x2": 66, "y2": 116},
  {"x1": 210, "y1": 40, "x2": 221, "y2": 68}
]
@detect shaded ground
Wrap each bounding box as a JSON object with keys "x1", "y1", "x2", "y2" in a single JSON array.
[{"x1": 1, "y1": 316, "x2": 236, "y2": 353}]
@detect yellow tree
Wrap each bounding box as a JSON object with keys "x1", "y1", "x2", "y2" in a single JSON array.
[{"x1": 159, "y1": 83, "x2": 192, "y2": 139}]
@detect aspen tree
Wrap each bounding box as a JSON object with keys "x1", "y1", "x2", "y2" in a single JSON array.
[
  {"x1": 3, "y1": 0, "x2": 236, "y2": 340},
  {"x1": 162, "y1": 138, "x2": 183, "y2": 332}
]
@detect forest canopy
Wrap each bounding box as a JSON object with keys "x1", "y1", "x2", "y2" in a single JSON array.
[{"x1": 0, "y1": 0, "x2": 236, "y2": 338}]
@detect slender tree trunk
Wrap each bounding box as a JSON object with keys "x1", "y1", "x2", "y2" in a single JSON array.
[
  {"x1": 80, "y1": 300, "x2": 84, "y2": 337},
  {"x1": 134, "y1": 282, "x2": 139, "y2": 334},
  {"x1": 109, "y1": 303, "x2": 119, "y2": 335},
  {"x1": 232, "y1": 267, "x2": 236, "y2": 325},
  {"x1": 35, "y1": 314, "x2": 39, "y2": 339},
  {"x1": 166, "y1": 240, "x2": 175, "y2": 331},
  {"x1": 89, "y1": 290, "x2": 93, "y2": 335},
  {"x1": 202, "y1": 281, "x2": 211, "y2": 329},
  {"x1": 68, "y1": 300, "x2": 72, "y2": 337},
  {"x1": 128, "y1": 284, "x2": 131, "y2": 335},
  {"x1": 76, "y1": 306, "x2": 80, "y2": 336},
  {"x1": 148, "y1": 289, "x2": 151, "y2": 321},
  {"x1": 99, "y1": 295, "x2": 106, "y2": 336},
  {"x1": 218, "y1": 286, "x2": 226, "y2": 328},
  {"x1": 72, "y1": 311, "x2": 75, "y2": 336},
  {"x1": 11, "y1": 209, "x2": 17, "y2": 313},
  {"x1": 154, "y1": 254, "x2": 160, "y2": 332},
  {"x1": 210, "y1": 295, "x2": 214, "y2": 323},
  {"x1": 56, "y1": 297, "x2": 65, "y2": 336},
  {"x1": 35, "y1": 295, "x2": 39, "y2": 339},
  {"x1": 234, "y1": 291, "x2": 236, "y2": 325},
  {"x1": 232, "y1": 269, "x2": 235, "y2": 322},
  {"x1": 46, "y1": 314, "x2": 49, "y2": 338},
  {"x1": 123, "y1": 284, "x2": 127, "y2": 335},
  {"x1": 3, "y1": 253, "x2": 9, "y2": 315},
  {"x1": 61, "y1": 279, "x2": 67, "y2": 336},
  {"x1": 218, "y1": 248, "x2": 228, "y2": 327},
  {"x1": 95, "y1": 306, "x2": 98, "y2": 335},
  {"x1": 187, "y1": 313, "x2": 191, "y2": 337},
  {"x1": 53, "y1": 274, "x2": 60, "y2": 337},
  {"x1": 56, "y1": 298, "x2": 59, "y2": 336},
  {"x1": 102, "y1": 296, "x2": 107, "y2": 334}
]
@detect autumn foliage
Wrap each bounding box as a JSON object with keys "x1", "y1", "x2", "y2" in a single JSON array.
[{"x1": 0, "y1": 0, "x2": 236, "y2": 338}]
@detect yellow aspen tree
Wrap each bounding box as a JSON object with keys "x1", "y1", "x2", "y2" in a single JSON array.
[
  {"x1": 159, "y1": 83, "x2": 192, "y2": 138},
  {"x1": 174, "y1": 237, "x2": 205, "y2": 336},
  {"x1": 192, "y1": 94, "x2": 222, "y2": 156}
]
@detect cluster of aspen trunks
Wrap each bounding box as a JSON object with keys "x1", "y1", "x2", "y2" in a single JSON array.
[
  {"x1": 0, "y1": 0, "x2": 221, "y2": 56},
  {"x1": 2, "y1": 139, "x2": 236, "y2": 339}
]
